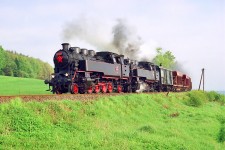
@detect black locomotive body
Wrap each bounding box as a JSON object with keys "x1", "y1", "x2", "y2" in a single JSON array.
[{"x1": 45, "y1": 43, "x2": 192, "y2": 94}]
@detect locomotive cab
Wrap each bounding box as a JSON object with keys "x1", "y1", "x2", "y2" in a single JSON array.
[
  {"x1": 115, "y1": 55, "x2": 125, "y2": 65},
  {"x1": 96, "y1": 52, "x2": 125, "y2": 64},
  {"x1": 138, "y1": 61, "x2": 155, "y2": 70}
]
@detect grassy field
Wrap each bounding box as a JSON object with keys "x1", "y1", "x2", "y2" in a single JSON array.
[
  {"x1": 0, "y1": 76, "x2": 50, "y2": 95},
  {"x1": 0, "y1": 91, "x2": 225, "y2": 149}
]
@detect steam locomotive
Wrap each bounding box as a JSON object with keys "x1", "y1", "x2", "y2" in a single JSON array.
[{"x1": 45, "y1": 43, "x2": 192, "y2": 94}]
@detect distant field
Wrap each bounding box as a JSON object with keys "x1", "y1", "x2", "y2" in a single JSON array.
[
  {"x1": 0, "y1": 76, "x2": 51, "y2": 95},
  {"x1": 0, "y1": 91, "x2": 225, "y2": 149}
]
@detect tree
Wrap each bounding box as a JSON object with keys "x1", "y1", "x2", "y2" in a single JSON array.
[
  {"x1": 1, "y1": 52, "x2": 17, "y2": 76},
  {"x1": 0, "y1": 46, "x2": 6, "y2": 74},
  {"x1": 152, "y1": 47, "x2": 176, "y2": 69}
]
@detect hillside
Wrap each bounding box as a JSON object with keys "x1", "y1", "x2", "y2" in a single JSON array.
[
  {"x1": 0, "y1": 45, "x2": 53, "y2": 79},
  {"x1": 0, "y1": 76, "x2": 50, "y2": 95},
  {"x1": 0, "y1": 91, "x2": 225, "y2": 149}
]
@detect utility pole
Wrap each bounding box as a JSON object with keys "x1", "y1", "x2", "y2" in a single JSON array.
[{"x1": 198, "y1": 68, "x2": 205, "y2": 91}]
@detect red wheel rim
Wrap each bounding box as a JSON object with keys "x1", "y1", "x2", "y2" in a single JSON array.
[
  {"x1": 87, "y1": 86, "x2": 93, "y2": 94},
  {"x1": 101, "y1": 84, "x2": 107, "y2": 93},
  {"x1": 117, "y1": 85, "x2": 122, "y2": 93},
  {"x1": 107, "y1": 83, "x2": 113, "y2": 93},
  {"x1": 94, "y1": 85, "x2": 100, "y2": 93},
  {"x1": 71, "y1": 83, "x2": 78, "y2": 94}
]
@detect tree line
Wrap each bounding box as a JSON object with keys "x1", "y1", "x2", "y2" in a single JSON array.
[{"x1": 0, "y1": 46, "x2": 53, "y2": 80}]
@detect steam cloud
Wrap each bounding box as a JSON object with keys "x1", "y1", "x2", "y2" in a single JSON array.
[
  {"x1": 112, "y1": 19, "x2": 143, "y2": 59},
  {"x1": 62, "y1": 17, "x2": 143, "y2": 60},
  {"x1": 62, "y1": 17, "x2": 114, "y2": 51}
]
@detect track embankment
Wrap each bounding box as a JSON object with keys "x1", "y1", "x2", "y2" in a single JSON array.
[{"x1": 0, "y1": 93, "x2": 129, "y2": 103}]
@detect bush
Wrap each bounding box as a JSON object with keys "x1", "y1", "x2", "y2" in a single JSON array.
[
  {"x1": 185, "y1": 91, "x2": 225, "y2": 107},
  {"x1": 207, "y1": 91, "x2": 225, "y2": 105},
  {"x1": 207, "y1": 91, "x2": 221, "y2": 102},
  {"x1": 218, "y1": 125, "x2": 225, "y2": 143},
  {"x1": 185, "y1": 90, "x2": 208, "y2": 107}
]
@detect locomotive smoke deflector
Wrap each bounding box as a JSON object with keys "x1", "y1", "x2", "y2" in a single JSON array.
[{"x1": 62, "y1": 43, "x2": 70, "y2": 51}]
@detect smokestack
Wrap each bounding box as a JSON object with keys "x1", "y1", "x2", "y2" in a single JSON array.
[{"x1": 62, "y1": 43, "x2": 70, "y2": 51}]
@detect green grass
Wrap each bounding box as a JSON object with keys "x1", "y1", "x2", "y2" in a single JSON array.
[
  {"x1": 0, "y1": 91, "x2": 225, "y2": 149},
  {"x1": 0, "y1": 76, "x2": 50, "y2": 95}
]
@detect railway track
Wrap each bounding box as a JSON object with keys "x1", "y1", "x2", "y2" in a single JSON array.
[
  {"x1": 0, "y1": 92, "x2": 170, "y2": 103},
  {"x1": 0, "y1": 93, "x2": 128, "y2": 103}
]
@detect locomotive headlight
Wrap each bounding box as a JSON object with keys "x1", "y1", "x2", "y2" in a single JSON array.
[
  {"x1": 51, "y1": 75, "x2": 55, "y2": 78},
  {"x1": 65, "y1": 73, "x2": 69, "y2": 77}
]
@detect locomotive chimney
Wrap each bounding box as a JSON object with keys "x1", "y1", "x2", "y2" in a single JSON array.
[{"x1": 62, "y1": 43, "x2": 70, "y2": 51}]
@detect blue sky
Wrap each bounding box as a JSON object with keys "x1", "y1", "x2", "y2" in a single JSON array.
[{"x1": 0, "y1": 0, "x2": 224, "y2": 90}]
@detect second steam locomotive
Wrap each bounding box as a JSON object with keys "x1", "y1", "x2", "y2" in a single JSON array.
[{"x1": 45, "y1": 43, "x2": 192, "y2": 94}]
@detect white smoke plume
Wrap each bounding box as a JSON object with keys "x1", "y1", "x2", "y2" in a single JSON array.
[
  {"x1": 62, "y1": 16, "x2": 114, "y2": 51},
  {"x1": 174, "y1": 61, "x2": 190, "y2": 75},
  {"x1": 135, "y1": 81, "x2": 149, "y2": 93}
]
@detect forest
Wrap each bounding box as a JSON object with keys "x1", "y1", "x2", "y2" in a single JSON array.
[{"x1": 0, "y1": 46, "x2": 53, "y2": 80}]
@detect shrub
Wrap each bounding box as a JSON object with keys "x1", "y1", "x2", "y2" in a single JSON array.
[
  {"x1": 207, "y1": 91, "x2": 225, "y2": 105},
  {"x1": 185, "y1": 90, "x2": 207, "y2": 107},
  {"x1": 220, "y1": 96, "x2": 225, "y2": 105},
  {"x1": 207, "y1": 91, "x2": 221, "y2": 102},
  {"x1": 218, "y1": 125, "x2": 225, "y2": 143}
]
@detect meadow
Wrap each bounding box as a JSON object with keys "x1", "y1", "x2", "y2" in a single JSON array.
[
  {"x1": 0, "y1": 76, "x2": 50, "y2": 95},
  {"x1": 0, "y1": 91, "x2": 225, "y2": 149}
]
